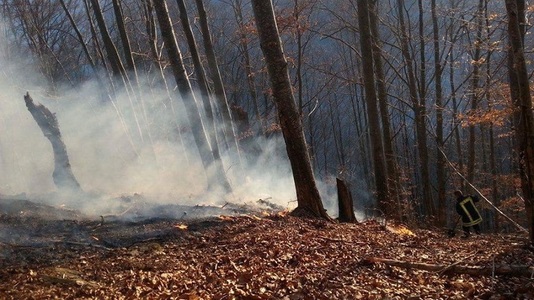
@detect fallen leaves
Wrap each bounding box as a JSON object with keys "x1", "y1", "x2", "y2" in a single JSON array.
[{"x1": 1, "y1": 215, "x2": 533, "y2": 299}]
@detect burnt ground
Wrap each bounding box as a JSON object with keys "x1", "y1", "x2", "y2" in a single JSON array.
[{"x1": 0, "y1": 196, "x2": 533, "y2": 299}]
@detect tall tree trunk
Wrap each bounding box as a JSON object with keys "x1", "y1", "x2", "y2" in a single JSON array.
[
  {"x1": 153, "y1": 0, "x2": 232, "y2": 193},
  {"x1": 448, "y1": 17, "x2": 464, "y2": 192},
  {"x1": 176, "y1": 0, "x2": 215, "y2": 136},
  {"x1": 484, "y1": 0, "x2": 499, "y2": 231},
  {"x1": 357, "y1": 0, "x2": 390, "y2": 216},
  {"x1": 467, "y1": 0, "x2": 485, "y2": 185},
  {"x1": 368, "y1": 0, "x2": 400, "y2": 218},
  {"x1": 111, "y1": 0, "x2": 135, "y2": 71},
  {"x1": 176, "y1": 0, "x2": 230, "y2": 188},
  {"x1": 505, "y1": 0, "x2": 534, "y2": 245},
  {"x1": 83, "y1": 0, "x2": 106, "y2": 72},
  {"x1": 143, "y1": 0, "x2": 190, "y2": 163},
  {"x1": 231, "y1": 0, "x2": 264, "y2": 135},
  {"x1": 417, "y1": 0, "x2": 426, "y2": 106},
  {"x1": 59, "y1": 0, "x2": 96, "y2": 72},
  {"x1": 113, "y1": 0, "x2": 154, "y2": 152},
  {"x1": 89, "y1": 0, "x2": 126, "y2": 78},
  {"x1": 431, "y1": 0, "x2": 446, "y2": 226},
  {"x1": 396, "y1": 0, "x2": 435, "y2": 218},
  {"x1": 195, "y1": 0, "x2": 241, "y2": 153},
  {"x1": 250, "y1": 0, "x2": 328, "y2": 219}
]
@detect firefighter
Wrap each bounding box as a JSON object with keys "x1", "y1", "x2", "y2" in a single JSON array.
[{"x1": 453, "y1": 190, "x2": 482, "y2": 238}]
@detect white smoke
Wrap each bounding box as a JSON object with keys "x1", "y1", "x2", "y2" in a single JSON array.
[{"x1": 0, "y1": 31, "x2": 312, "y2": 217}]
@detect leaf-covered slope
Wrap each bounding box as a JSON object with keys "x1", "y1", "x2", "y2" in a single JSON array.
[{"x1": 1, "y1": 215, "x2": 533, "y2": 299}]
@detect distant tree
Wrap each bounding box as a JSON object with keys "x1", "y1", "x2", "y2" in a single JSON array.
[
  {"x1": 250, "y1": 0, "x2": 329, "y2": 219},
  {"x1": 89, "y1": 0, "x2": 126, "y2": 78}
]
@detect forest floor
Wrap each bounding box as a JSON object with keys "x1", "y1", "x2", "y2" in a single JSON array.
[{"x1": 0, "y1": 197, "x2": 533, "y2": 299}]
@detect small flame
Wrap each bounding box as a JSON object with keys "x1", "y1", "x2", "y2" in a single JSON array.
[{"x1": 174, "y1": 224, "x2": 188, "y2": 230}]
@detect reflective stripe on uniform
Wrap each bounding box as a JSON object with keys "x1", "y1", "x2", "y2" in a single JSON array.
[{"x1": 459, "y1": 197, "x2": 482, "y2": 226}]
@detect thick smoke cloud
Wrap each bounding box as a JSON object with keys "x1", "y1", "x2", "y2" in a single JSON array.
[{"x1": 0, "y1": 32, "x2": 324, "y2": 217}]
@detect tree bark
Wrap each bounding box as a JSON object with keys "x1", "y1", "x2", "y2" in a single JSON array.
[
  {"x1": 396, "y1": 0, "x2": 435, "y2": 218},
  {"x1": 230, "y1": 0, "x2": 264, "y2": 136},
  {"x1": 357, "y1": 0, "x2": 390, "y2": 215},
  {"x1": 153, "y1": 0, "x2": 232, "y2": 193},
  {"x1": 195, "y1": 0, "x2": 241, "y2": 153},
  {"x1": 111, "y1": 0, "x2": 135, "y2": 72},
  {"x1": 466, "y1": 0, "x2": 485, "y2": 185},
  {"x1": 368, "y1": 0, "x2": 401, "y2": 218},
  {"x1": 250, "y1": 0, "x2": 328, "y2": 219},
  {"x1": 431, "y1": 0, "x2": 447, "y2": 226},
  {"x1": 176, "y1": 0, "x2": 217, "y2": 141},
  {"x1": 505, "y1": 0, "x2": 534, "y2": 245},
  {"x1": 337, "y1": 178, "x2": 357, "y2": 223},
  {"x1": 89, "y1": 0, "x2": 126, "y2": 78},
  {"x1": 24, "y1": 93, "x2": 82, "y2": 193}
]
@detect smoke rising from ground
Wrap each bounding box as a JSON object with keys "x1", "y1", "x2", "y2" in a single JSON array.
[{"x1": 0, "y1": 33, "x2": 344, "y2": 218}]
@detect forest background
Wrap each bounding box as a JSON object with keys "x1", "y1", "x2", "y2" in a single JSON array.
[{"x1": 0, "y1": 0, "x2": 531, "y2": 235}]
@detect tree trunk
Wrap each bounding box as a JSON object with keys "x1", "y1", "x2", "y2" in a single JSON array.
[
  {"x1": 467, "y1": 0, "x2": 485, "y2": 185},
  {"x1": 176, "y1": 0, "x2": 216, "y2": 142},
  {"x1": 337, "y1": 178, "x2": 357, "y2": 223},
  {"x1": 153, "y1": 0, "x2": 232, "y2": 193},
  {"x1": 448, "y1": 22, "x2": 464, "y2": 192},
  {"x1": 368, "y1": 0, "x2": 401, "y2": 218},
  {"x1": 358, "y1": 0, "x2": 390, "y2": 215},
  {"x1": 250, "y1": 0, "x2": 328, "y2": 219},
  {"x1": 111, "y1": 0, "x2": 135, "y2": 72},
  {"x1": 195, "y1": 0, "x2": 241, "y2": 153},
  {"x1": 59, "y1": 0, "x2": 96, "y2": 72},
  {"x1": 505, "y1": 0, "x2": 534, "y2": 245},
  {"x1": 431, "y1": 0, "x2": 447, "y2": 226},
  {"x1": 396, "y1": 0, "x2": 435, "y2": 218},
  {"x1": 231, "y1": 0, "x2": 264, "y2": 136},
  {"x1": 176, "y1": 0, "x2": 230, "y2": 189},
  {"x1": 89, "y1": 0, "x2": 126, "y2": 78},
  {"x1": 24, "y1": 93, "x2": 82, "y2": 193}
]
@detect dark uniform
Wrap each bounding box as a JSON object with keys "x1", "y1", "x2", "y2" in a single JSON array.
[{"x1": 454, "y1": 190, "x2": 482, "y2": 238}]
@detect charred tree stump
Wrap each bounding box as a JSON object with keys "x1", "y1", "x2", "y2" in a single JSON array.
[
  {"x1": 337, "y1": 178, "x2": 357, "y2": 223},
  {"x1": 24, "y1": 93, "x2": 82, "y2": 192}
]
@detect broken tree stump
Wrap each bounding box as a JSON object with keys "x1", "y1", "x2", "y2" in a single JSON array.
[
  {"x1": 24, "y1": 92, "x2": 82, "y2": 192},
  {"x1": 337, "y1": 178, "x2": 357, "y2": 223}
]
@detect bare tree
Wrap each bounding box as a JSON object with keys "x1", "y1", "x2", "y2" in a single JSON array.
[
  {"x1": 195, "y1": 0, "x2": 241, "y2": 153},
  {"x1": 396, "y1": 0, "x2": 435, "y2": 218},
  {"x1": 250, "y1": 0, "x2": 328, "y2": 219},
  {"x1": 175, "y1": 0, "x2": 228, "y2": 183},
  {"x1": 152, "y1": 0, "x2": 232, "y2": 193},
  {"x1": 431, "y1": 0, "x2": 447, "y2": 225},
  {"x1": 89, "y1": 0, "x2": 126, "y2": 78},
  {"x1": 356, "y1": 0, "x2": 390, "y2": 215}
]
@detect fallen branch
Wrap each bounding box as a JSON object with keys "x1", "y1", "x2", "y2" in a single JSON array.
[
  {"x1": 438, "y1": 251, "x2": 479, "y2": 274},
  {"x1": 363, "y1": 257, "x2": 534, "y2": 277},
  {"x1": 62, "y1": 241, "x2": 112, "y2": 251}
]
